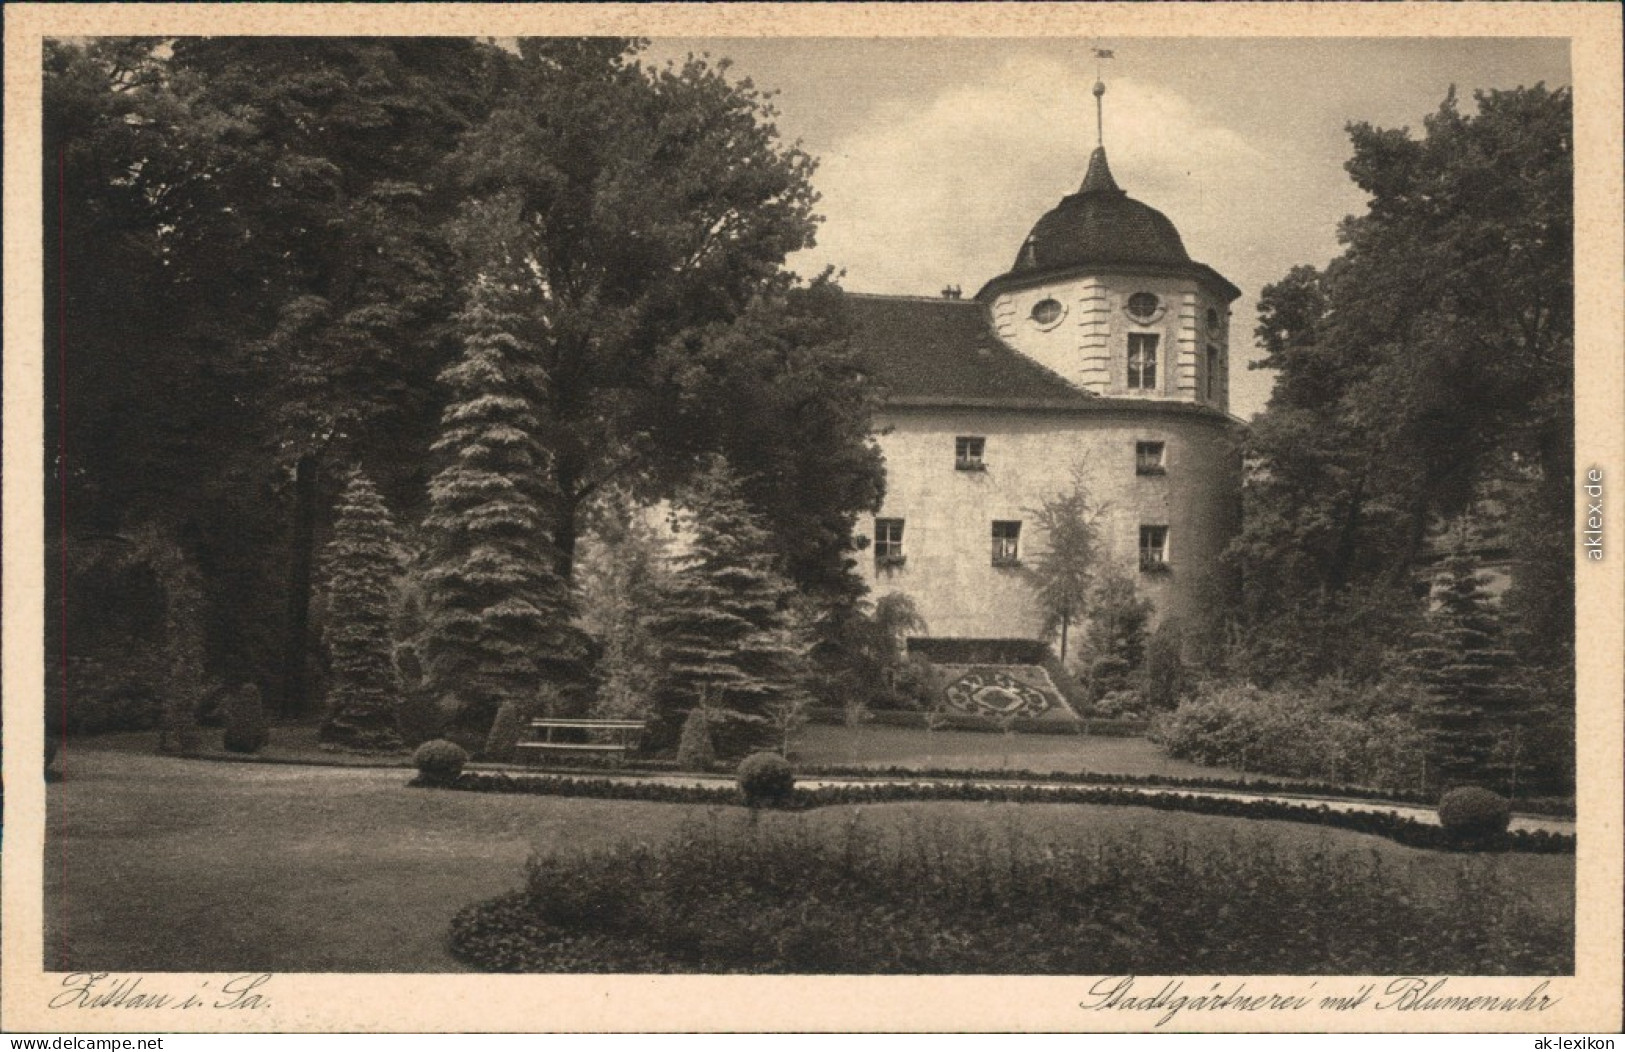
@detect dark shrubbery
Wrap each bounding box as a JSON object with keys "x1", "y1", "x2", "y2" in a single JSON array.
[
  {"x1": 675, "y1": 708, "x2": 716, "y2": 771},
  {"x1": 889, "y1": 654, "x2": 946, "y2": 711},
  {"x1": 1438, "y1": 787, "x2": 1512, "y2": 844},
  {"x1": 449, "y1": 815, "x2": 1571, "y2": 974},
  {"x1": 222, "y1": 683, "x2": 270, "y2": 754},
  {"x1": 1144, "y1": 620, "x2": 1186, "y2": 710},
  {"x1": 49, "y1": 655, "x2": 165, "y2": 734},
  {"x1": 1152, "y1": 683, "x2": 1427, "y2": 790},
  {"x1": 737, "y1": 752, "x2": 795, "y2": 807},
  {"x1": 159, "y1": 689, "x2": 203, "y2": 756},
  {"x1": 398, "y1": 690, "x2": 447, "y2": 748},
  {"x1": 413, "y1": 739, "x2": 468, "y2": 785}
]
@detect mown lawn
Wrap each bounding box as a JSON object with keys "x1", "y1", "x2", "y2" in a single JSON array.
[
  {"x1": 46, "y1": 748, "x2": 1573, "y2": 972},
  {"x1": 790, "y1": 723, "x2": 1234, "y2": 778},
  {"x1": 76, "y1": 720, "x2": 1248, "y2": 781}
]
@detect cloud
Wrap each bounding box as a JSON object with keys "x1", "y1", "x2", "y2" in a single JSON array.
[
  {"x1": 792, "y1": 56, "x2": 1273, "y2": 297},
  {"x1": 787, "y1": 54, "x2": 1370, "y2": 419}
]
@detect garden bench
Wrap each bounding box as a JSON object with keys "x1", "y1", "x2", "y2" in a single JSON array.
[{"x1": 516, "y1": 718, "x2": 645, "y2": 766}]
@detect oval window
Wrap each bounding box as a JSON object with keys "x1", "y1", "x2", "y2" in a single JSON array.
[
  {"x1": 1030, "y1": 298, "x2": 1063, "y2": 326},
  {"x1": 1127, "y1": 292, "x2": 1160, "y2": 322}
]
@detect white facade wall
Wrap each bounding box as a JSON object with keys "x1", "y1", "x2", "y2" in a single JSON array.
[{"x1": 866, "y1": 406, "x2": 1240, "y2": 644}]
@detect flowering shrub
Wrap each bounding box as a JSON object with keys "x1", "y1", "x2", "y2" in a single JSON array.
[{"x1": 1151, "y1": 683, "x2": 1428, "y2": 790}]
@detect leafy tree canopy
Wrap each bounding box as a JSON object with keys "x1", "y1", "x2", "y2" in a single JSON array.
[
  {"x1": 445, "y1": 39, "x2": 880, "y2": 598},
  {"x1": 1234, "y1": 84, "x2": 1572, "y2": 675}
]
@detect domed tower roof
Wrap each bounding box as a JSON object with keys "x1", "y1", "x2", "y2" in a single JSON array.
[
  {"x1": 1010, "y1": 147, "x2": 1192, "y2": 273},
  {"x1": 975, "y1": 141, "x2": 1239, "y2": 302}
]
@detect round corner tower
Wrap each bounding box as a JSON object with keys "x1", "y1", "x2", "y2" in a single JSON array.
[
  {"x1": 975, "y1": 144, "x2": 1241, "y2": 412},
  {"x1": 853, "y1": 82, "x2": 1244, "y2": 653}
]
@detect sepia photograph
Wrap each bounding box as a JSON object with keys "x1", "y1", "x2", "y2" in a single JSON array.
[{"x1": 5, "y1": 2, "x2": 1622, "y2": 1036}]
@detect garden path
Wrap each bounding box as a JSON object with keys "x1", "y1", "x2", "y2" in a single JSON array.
[{"x1": 489, "y1": 768, "x2": 1575, "y2": 834}]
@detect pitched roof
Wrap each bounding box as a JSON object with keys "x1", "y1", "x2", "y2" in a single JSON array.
[
  {"x1": 847, "y1": 292, "x2": 1239, "y2": 426},
  {"x1": 846, "y1": 294, "x2": 1093, "y2": 407}
]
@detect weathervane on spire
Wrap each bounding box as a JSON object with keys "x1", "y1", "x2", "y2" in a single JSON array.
[{"x1": 1091, "y1": 47, "x2": 1114, "y2": 148}]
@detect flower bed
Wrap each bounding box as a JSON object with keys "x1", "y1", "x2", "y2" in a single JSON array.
[{"x1": 449, "y1": 813, "x2": 1571, "y2": 974}]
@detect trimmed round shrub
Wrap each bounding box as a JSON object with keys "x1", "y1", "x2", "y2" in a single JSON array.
[
  {"x1": 675, "y1": 707, "x2": 715, "y2": 771},
  {"x1": 414, "y1": 739, "x2": 469, "y2": 785},
  {"x1": 1437, "y1": 786, "x2": 1511, "y2": 844},
  {"x1": 737, "y1": 751, "x2": 795, "y2": 807},
  {"x1": 222, "y1": 683, "x2": 270, "y2": 754}
]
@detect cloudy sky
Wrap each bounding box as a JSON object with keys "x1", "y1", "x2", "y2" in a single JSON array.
[{"x1": 642, "y1": 37, "x2": 1570, "y2": 420}]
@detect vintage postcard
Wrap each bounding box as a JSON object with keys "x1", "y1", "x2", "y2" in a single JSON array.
[{"x1": 4, "y1": 2, "x2": 1621, "y2": 1034}]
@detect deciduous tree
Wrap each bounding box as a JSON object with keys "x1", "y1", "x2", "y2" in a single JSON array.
[
  {"x1": 1234, "y1": 85, "x2": 1572, "y2": 680},
  {"x1": 446, "y1": 40, "x2": 881, "y2": 601},
  {"x1": 1022, "y1": 469, "x2": 1102, "y2": 662}
]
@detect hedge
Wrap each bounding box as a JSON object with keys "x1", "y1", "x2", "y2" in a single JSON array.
[{"x1": 411, "y1": 772, "x2": 1574, "y2": 854}]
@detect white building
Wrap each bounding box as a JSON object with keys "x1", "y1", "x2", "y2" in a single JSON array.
[{"x1": 850, "y1": 131, "x2": 1243, "y2": 656}]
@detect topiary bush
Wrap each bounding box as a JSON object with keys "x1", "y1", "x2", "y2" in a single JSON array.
[
  {"x1": 222, "y1": 683, "x2": 270, "y2": 754},
  {"x1": 483, "y1": 699, "x2": 531, "y2": 763},
  {"x1": 1437, "y1": 786, "x2": 1511, "y2": 845},
  {"x1": 414, "y1": 739, "x2": 469, "y2": 785},
  {"x1": 675, "y1": 707, "x2": 715, "y2": 771},
  {"x1": 737, "y1": 751, "x2": 795, "y2": 808}
]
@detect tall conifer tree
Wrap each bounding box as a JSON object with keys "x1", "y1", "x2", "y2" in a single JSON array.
[
  {"x1": 418, "y1": 286, "x2": 589, "y2": 735},
  {"x1": 1410, "y1": 553, "x2": 1525, "y2": 787},
  {"x1": 319, "y1": 467, "x2": 405, "y2": 750},
  {"x1": 651, "y1": 457, "x2": 808, "y2": 754}
]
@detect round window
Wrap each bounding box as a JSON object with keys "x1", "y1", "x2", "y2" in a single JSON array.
[
  {"x1": 1030, "y1": 298, "x2": 1063, "y2": 326},
  {"x1": 1127, "y1": 292, "x2": 1160, "y2": 322}
]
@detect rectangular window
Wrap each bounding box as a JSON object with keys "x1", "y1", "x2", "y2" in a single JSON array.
[
  {"x1": 1136, "y1": 440, "x2": 1166, "y2": 476},
  {"x1": 992, "y1": 520, "x2": 1022, "y2": 566},
  {"x1": 1139, "y1": 525, "x2": 1169, "y2": 572},
  {"x1": 1207, "y1": 345, "x2": 1220, "y2": 401},
  {"x1": 955, "y1": 436, "x2": 986, "y2": 471},
  {"x1": 1128, "y1": 333, "x2": 1159, "y2": 390},
  {"x1": 875, "y1": 519, "x2": 905, "y2": 563}
]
